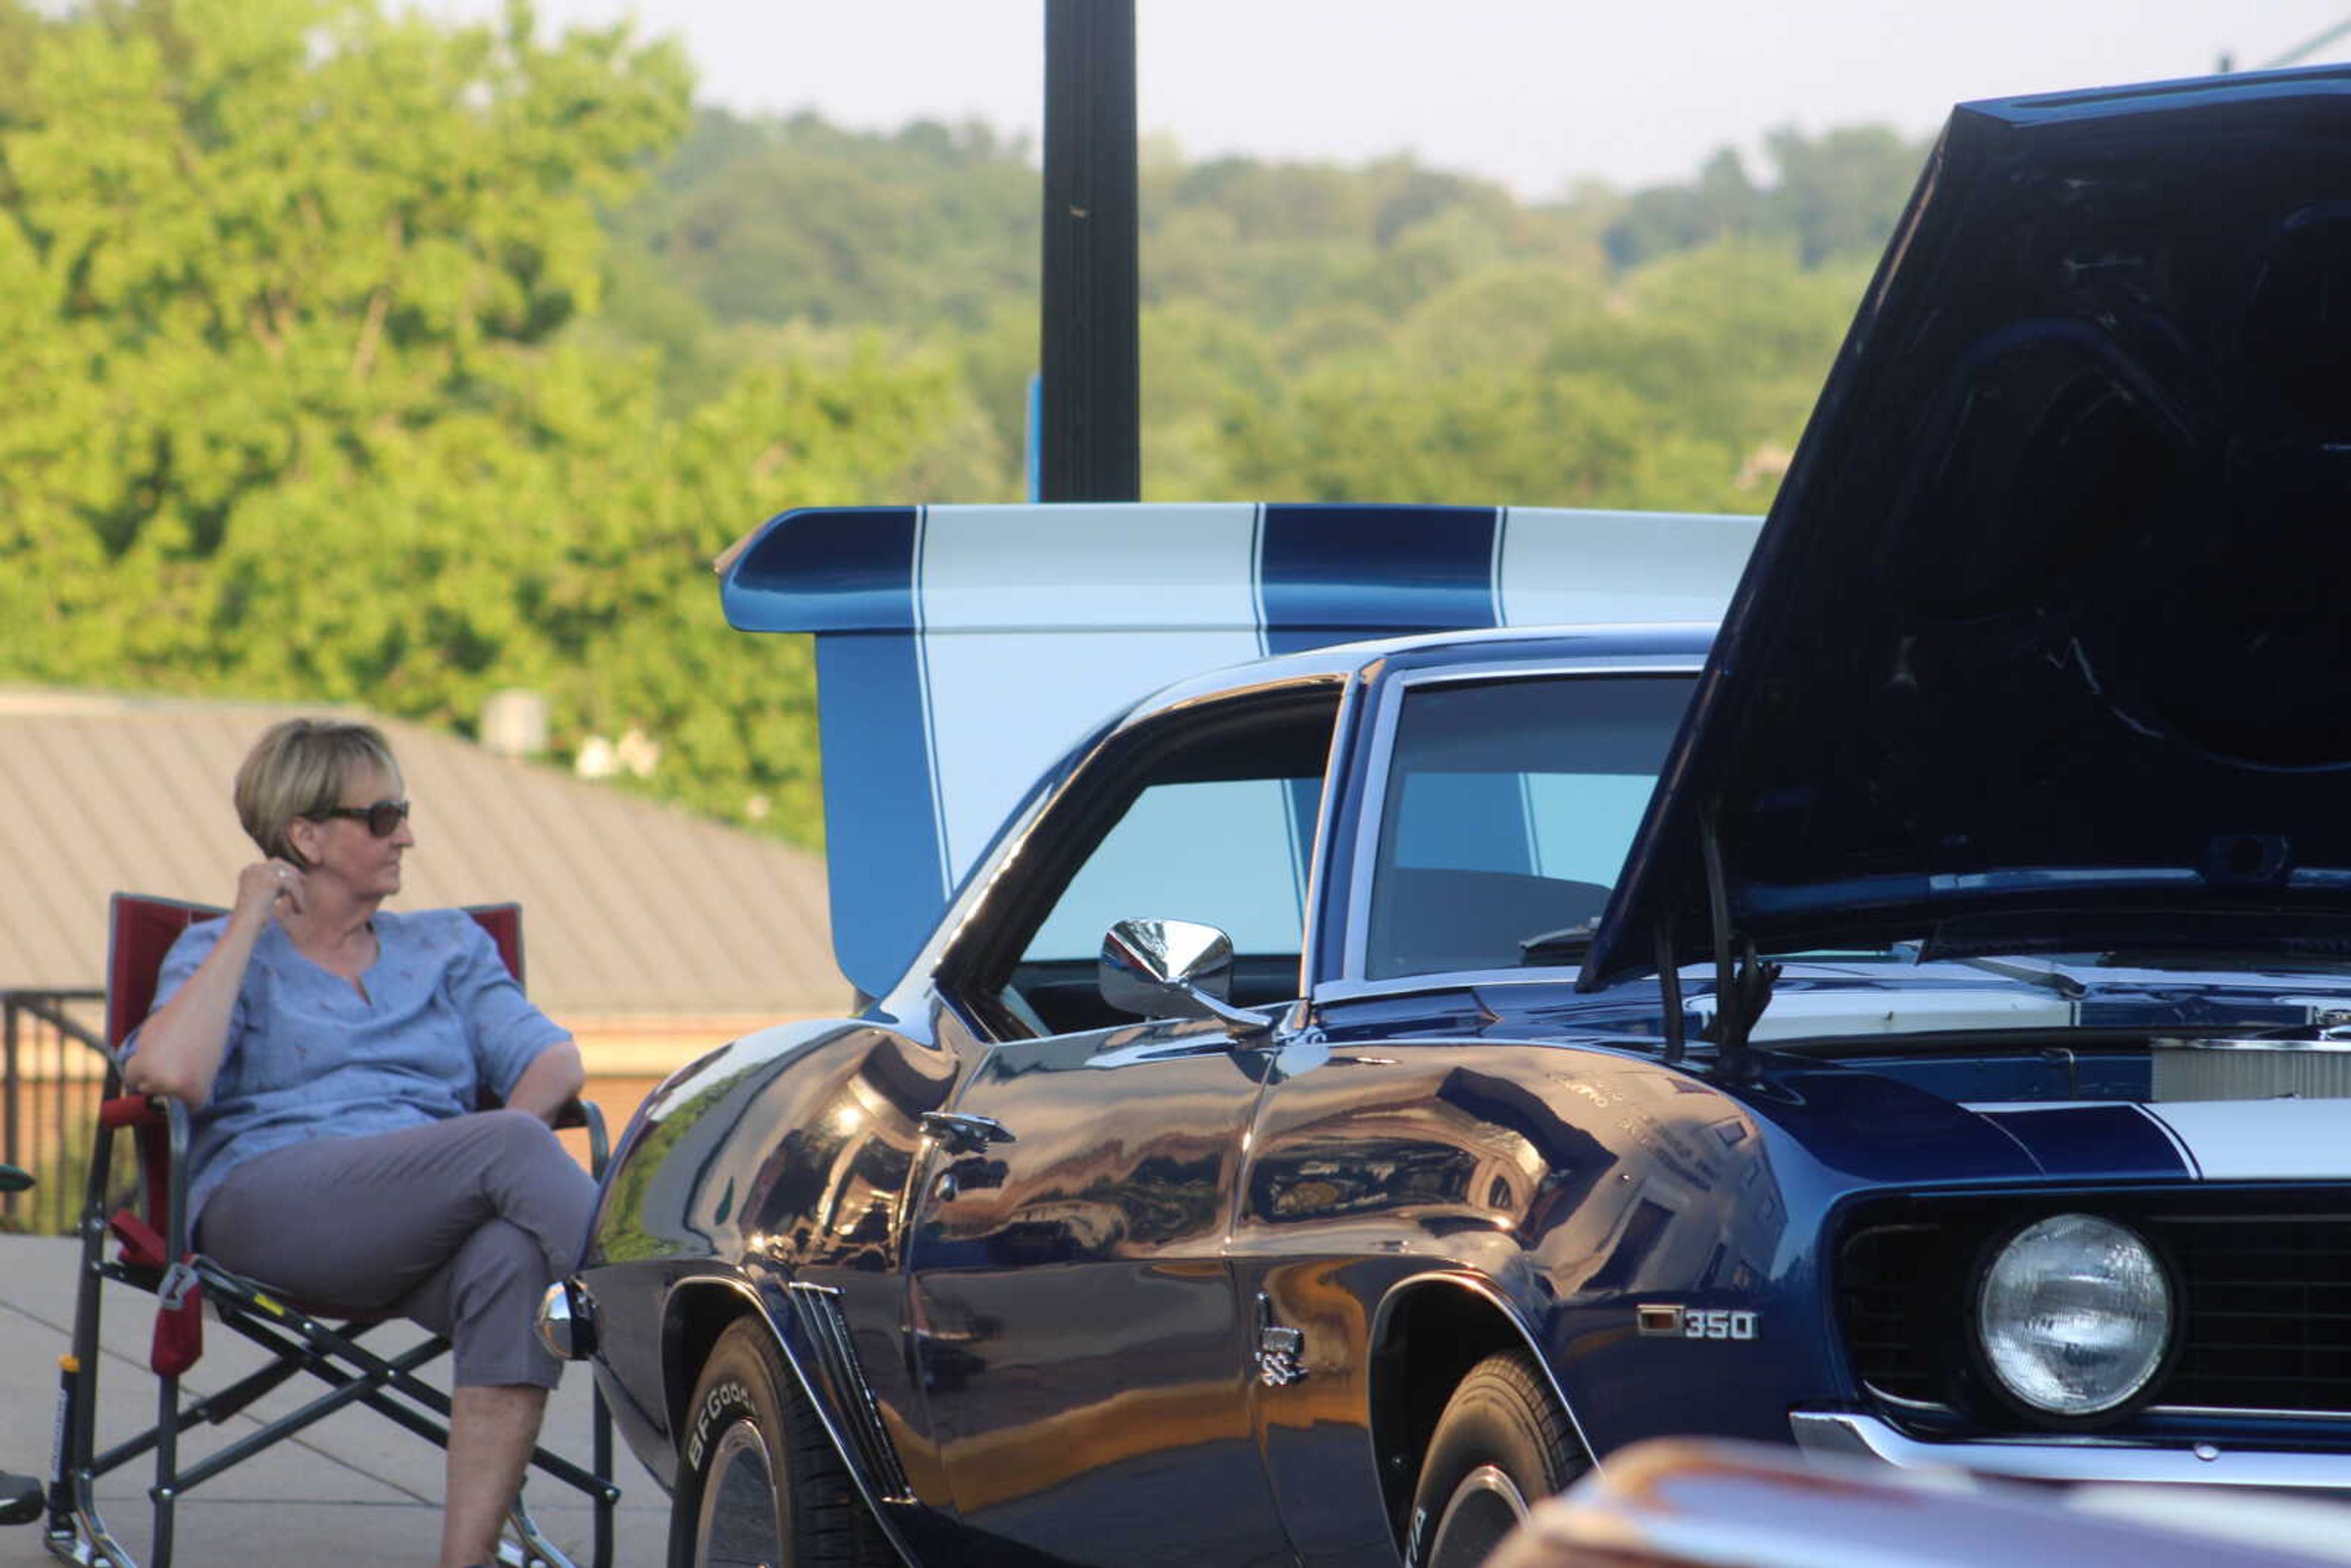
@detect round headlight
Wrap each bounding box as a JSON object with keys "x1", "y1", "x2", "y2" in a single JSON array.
[{"x1": 1976, "y1": 1212, "x2": 2171, "y2": 1419}]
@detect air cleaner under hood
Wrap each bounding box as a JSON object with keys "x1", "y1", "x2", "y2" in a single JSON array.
[{"x1": 1585, "y1": 66, "x2": 2351, "y2": 989}]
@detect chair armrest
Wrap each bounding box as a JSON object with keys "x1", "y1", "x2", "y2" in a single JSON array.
[
  {"x1": 97, "y1": 1095, "x2": 193, "y2": 1272},
  {"x1": 162, "y1": 1097, "x2": 192, "y2": 1257},
  {"x1": 99, "y1": 1095, "x2": 166, "y2": 1129},
  {"x1": 555, "y1": 1097, "x2": 609, "y2": 1178}
]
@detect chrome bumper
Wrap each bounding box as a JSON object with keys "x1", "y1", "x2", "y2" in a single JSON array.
[
  {"x1": 534, "y1": 1280, "x2": 593, "y2": 1361},
  {"x1": 1791, "y1": 1411, "x2": 2351, "y2": 1490}
]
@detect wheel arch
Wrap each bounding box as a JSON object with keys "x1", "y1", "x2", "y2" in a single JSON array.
[
  {"x1": 662, "y1": 1277, "x2": 769, "y2": 1452},
  {"x1": 659, "y1": 1274, "x2": 921, "y2": 1567},
  {"x1": 1366, "y1": 1271, "x2": 1598, "y2": 1556}
]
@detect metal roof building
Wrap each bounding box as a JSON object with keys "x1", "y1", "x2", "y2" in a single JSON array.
[{"x1": 0, "y1": 690, "x2": 845, "y2": 1026}]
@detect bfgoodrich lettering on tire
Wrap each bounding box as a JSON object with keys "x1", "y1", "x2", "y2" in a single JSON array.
[
  {"x1": 1406, "y1": 1349, "x2": 1586, "y2": 1568},
  {"x1": 668, "y1": 1319, "x2": 891, "y2": 1568}
]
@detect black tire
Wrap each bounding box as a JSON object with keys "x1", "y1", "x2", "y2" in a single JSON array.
[
  {"x1": 1406, "y1": 1349, "x2": 1586, "y2": 1568},
  {"x1": 668, "y1": 1319, "x2": 892, "y2": 1568}
]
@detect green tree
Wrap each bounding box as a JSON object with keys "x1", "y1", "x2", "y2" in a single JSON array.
[
  {"x1": 0, "y1": 0, "x2": 690, "y2": 655},
  {"x1": 0, "y1": 0, "x2": 1008, "y2": 849},
  {"x1": 611, "y1": 108, "x2": 1038, "y2": 331},
  {"x1": 1603, "y1": 148, "x2": 1763, "y2": 268},
  {"x1": 1763, "y1": 125, "x2": 1924, "y2": 265},
  {"x1": 1222, "y1": 239, "x2": 1864, "y2": 513}
]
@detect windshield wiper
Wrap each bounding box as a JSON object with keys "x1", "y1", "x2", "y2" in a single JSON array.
[{"x1": 1949, "y1": 954, "x2": 2087, "y2": 999}]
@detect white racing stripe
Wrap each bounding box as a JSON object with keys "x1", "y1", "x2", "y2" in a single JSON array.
[
  {"x1": 2136, "y1": 1098, "x2": 2351, "y2": 1180},
  {"x1": 917, "y1": 505, "x2": 1262, "y2": 879},
  {"x1": 1496, "y1": 509, "x2": 1756, "y2": 626},
  {"x1": 1723, "y1": 988, "x2": 2076, "y2": 1041}
]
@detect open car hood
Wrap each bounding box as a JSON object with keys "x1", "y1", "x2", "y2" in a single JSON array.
[{"x1": 1585, "y1": 66, "x2": 2351, "y2": 989}]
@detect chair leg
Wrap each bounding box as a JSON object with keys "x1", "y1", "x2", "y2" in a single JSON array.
[
  {"x1": 148, "y1": 1367, "x2": 179, "y2": 1568},
  {"x1": 495, "y1": 1373, "x2": 620, "y2": 1568},
  {"x1": 51, "y1": 1467, "x2": 138, "y2": 1567},
  {"x1": 51, "y1": 1206, "x2": 137, "y2": 1567},
  {"x1": 590, "y1": 1381, "x2": 614, "y2": 1568},
  {"x1": 504, "y1": 1491, "x2": 579, "y2": 1568}
]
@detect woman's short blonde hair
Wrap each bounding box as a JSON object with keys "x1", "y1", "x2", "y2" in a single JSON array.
[{"x1": 234, "y1": 718, "x2": 402, "y2": 865}]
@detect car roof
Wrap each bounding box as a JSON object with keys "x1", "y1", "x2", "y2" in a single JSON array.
[{"x1": 1113, "y1": 621, "x2": 1717, "y2": 723}]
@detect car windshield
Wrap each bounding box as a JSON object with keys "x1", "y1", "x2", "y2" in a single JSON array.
[{"x1": 1366, "y1": 673, "x2": 1693, "y2": 980}]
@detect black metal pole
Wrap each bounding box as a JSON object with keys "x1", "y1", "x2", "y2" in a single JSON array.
[{"x1": 1039, "y1": 0, "x2": 1139, "y2": 502}]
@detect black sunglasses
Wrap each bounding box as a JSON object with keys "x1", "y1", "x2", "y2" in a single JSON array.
[{"x1": 315, "y1": 799, "x2": 411, "y2": 837}]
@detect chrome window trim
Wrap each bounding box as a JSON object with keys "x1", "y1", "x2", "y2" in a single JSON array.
[
  {"x1": 1339, "y1": 656, "x2": 1708, "y2": 986},
  {"x1": 1292, "y1": 666, "x2": 1368, "y2": 1007}
]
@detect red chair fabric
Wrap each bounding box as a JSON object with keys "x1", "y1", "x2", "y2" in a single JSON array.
[{"x1": 106, "y1": 895, "x2": 217, "y2": 1052}]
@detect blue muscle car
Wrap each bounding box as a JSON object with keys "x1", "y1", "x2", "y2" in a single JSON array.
[{"x1": 543, "y1": 64, "x2": 2351, "y2": 1568}]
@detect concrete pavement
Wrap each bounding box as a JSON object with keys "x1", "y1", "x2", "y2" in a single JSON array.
[{"x1": 0, "y1": 1236, "x2": 667, "y2": 1567}]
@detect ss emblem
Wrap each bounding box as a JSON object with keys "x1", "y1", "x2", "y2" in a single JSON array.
[{"x1": 1637, "y1": 1304, "x2": 1758, "y2": 1340}]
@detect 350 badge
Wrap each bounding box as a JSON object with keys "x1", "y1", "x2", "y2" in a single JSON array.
[{"x1": 1637, "y1": 1304, "x2": 1759, "y2": 1340}]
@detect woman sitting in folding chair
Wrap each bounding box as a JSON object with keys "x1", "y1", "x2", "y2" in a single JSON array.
[{"x1": 122, "y1": 718, "x2": 594, "y2": 1568}]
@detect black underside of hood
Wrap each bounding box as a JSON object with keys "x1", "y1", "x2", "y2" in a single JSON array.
[{"x1": 1586, "y1": 66, "x2": 2351, "y2": 988}]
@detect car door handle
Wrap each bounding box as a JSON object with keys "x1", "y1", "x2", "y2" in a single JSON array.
[{"x1": 920, "y1": 1111, "x2": 1016, "y2": 1155}]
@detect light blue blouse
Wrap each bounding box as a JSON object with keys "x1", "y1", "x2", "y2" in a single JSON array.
[{"x1": 130, "y1": 908, "x2": 569, "y2": 1221}]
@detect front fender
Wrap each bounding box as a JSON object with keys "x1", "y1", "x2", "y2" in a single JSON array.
[
  {"x1": 585, "y1": 1015, "x2": 956, "y2": 1275},
  {"x1": 575, "y1": 1015, "x2": 961, "y2": 1530},
  {"x1": 1237, "y1": 1038, "x2": 1872, "y2": 1463}
]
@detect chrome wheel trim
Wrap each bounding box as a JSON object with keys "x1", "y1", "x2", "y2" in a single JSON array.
[
  {"x1": 1428, "y1": 1462, "x2": 1531, "y2": 1568},
  {"x1": 693, "y1": 1419, "x2": 781, "y2": 1568}
]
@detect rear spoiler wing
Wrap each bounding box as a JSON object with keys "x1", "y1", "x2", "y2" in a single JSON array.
[{"x1": 721, "y1": 503, "x2": 1759, "y2": 1000}]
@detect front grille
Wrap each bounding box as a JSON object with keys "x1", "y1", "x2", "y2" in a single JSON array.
[
  {"x1": 2162, "y1": 1213, "x2": 2351, "y2": 1412},
  {"x1": 1837, "y1": 1223, "x2": 1948, "y2": 1407},
  {"x1": 1837, "y1": 1191, "x2": 2351, "y2": 1430}
]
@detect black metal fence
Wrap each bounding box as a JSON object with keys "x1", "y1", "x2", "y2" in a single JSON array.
[{"x1": 2, "y1": 988, "x2": 119, "y2": 1236}]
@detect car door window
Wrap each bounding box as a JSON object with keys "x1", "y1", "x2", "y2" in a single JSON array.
[
  {"x1": 1024, "y1": 776, "x2": 1314, "y2": 961},
  {"x1": 984, "y1": 692, "x2": 1339, "y2": 1036}
]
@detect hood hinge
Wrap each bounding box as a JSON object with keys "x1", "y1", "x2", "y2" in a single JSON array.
[
  {"x1": 1698, "y1": 806, "x2": 1777, "y2": 1076},
  {"x1": 1655, "y1": 919, "x2": 1687, "y2": 1064}
]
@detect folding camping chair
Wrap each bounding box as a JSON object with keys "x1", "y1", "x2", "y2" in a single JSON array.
[{"x1": 47, "y1": 894, "x2": 619, "y2": 1568}]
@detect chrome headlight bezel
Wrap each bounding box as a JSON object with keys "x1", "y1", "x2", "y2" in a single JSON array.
[{"x1": 1968, "y1": 1210, "x2": 2178, "y2": 1427}]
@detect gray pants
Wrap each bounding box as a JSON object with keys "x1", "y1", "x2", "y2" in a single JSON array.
[{"x1": 198, "y1": 1110, "x2": 598, "y2": 1389}]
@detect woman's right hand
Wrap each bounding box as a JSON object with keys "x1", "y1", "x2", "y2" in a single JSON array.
[
  {"x1": 233, "y1": 858, "x2": 307, "y2": 926},
  {"x1": 132, "y1": 861, "x2": 298, "y2": 1106}
]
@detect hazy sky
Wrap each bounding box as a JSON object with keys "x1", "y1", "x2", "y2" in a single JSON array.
[{"x1": 436, "y1": 1, "x2": 2350, "y2": 193}]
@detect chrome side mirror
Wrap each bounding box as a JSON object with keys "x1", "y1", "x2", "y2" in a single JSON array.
[{"x1": 1100, "y1": 918, "x2": 1270, "y2": 1037}]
